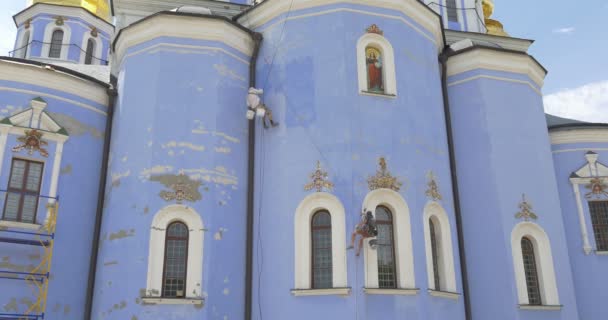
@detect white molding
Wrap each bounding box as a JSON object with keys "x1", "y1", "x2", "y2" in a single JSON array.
[
  {"x1": 447, "y1": 48, "x2": 546, "y2": 88},
  {"x1": 553, "y1": 148, "x2": 608, "y2": 154},
  {"x1": 15, "y1": 27, "x2": 34, "y2": 59},
  {"x1": 428, "y1": 289, "x2": 460, "y2": 300},
  {"x1": 79, "y1": 34, "x2": 103, "y2": 65},
  {"x1": 0, "y1": 61, "x2": 109, "y2": 108},
  {"x1": 114, "y1": 14, "x2": 254, "y2": 68},
  {"x1": 511, "y1": 222, "x2": 560, "y2": 306},
  {"x1": 14, "y1": 3, "x2": 114, "y2": 36},
  {"x1": 41, "y1": 21, "x2": 72, "y2": 61},
  {"x1": 596, "y1": 251, "x2": 608, "y2": 256},
  {"x1": 121, "y1": 43, "x2": 250, "y2": 67},
  {"x1": 356, "y1": 33, "x2": 397, "y2": 96},
  {"x1": 237, "y1": 0, "x2": 443, "y2": 50},
  {"x1": 550, "y1": 129, "x2": 608, "y2": 145},
  {"x1": 141, "y1": 297, "x2": 204, "y2": 305},
  {"x1": 362, "y1": 188, "x2": 415, "y2": 289},
  {"x1": 0, "y1": 220, "x2": 42, "y2": 230},
  {"x1": 364, "y1": 288, "x2": 419, "y2": 295},
  {"x1": 518, "y1": 305, "x2": 562, "y2": 311},
  {"x1": 448, "y1": 75, "x2": 541, "y2": 96},
  {"x1": 570, "y1": 182, "x2": 593, "y2": 254},
  {"x1": 0, "y1": 126, "x2": 9, "y2": 177},
  {"x1": 147, "y1": 205, "x2": 205, "y2": 299},
  {"x1": 290, "y1": 288, "x2": 351, "y2": 296},
  {"x1": 294, "y1": 192, "x2": 347, "y2": 289},
  {"x1": 423, "y1": 201, "x2": 457, "y2": 292}
]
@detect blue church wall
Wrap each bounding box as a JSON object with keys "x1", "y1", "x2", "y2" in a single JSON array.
[
  {"x1": 91, "y1": 24, "x2": 252, "y2": 320},
  {"x1": 0, "y1": 71, "x2": 108, "y2": 319},
  {"x1": 447, "y1": 67, "x2": 579, "y2": 320},
  {"x1": 246, "y1": 4, "x2": 465, "y2": 320},
  {"x1": 14, "y1": 13, "x2": 111, "y2": 65},
  {"x1": 551, "y1": 142, "x2": 608, "y2": 320}
]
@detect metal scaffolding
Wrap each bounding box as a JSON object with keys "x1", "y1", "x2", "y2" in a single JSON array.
[{"x1": 0, "y1": 196, "x2": 59, "y2": 320}]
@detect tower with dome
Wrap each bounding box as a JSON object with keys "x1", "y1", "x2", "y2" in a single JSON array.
[{"x1": 0, "y1": 0, "x2": 606, "y2": 319}]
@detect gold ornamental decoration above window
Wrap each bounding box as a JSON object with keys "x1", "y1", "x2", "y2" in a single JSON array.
[
  {"x1": 304, "y1": 161, "x2": 334, "y2": 192},
  {"x1": 425, "y1": 171, "x2": 442, "y2": 201},
  {"x1": 585, "y1": 178, "x2": 608, "y2": 199},
  {"x1": 515, "y1": 194, "x2": 537, "y2": 221},
  {"x1": 366, "y1": 24, "x2": 383, "y2": 36},
  {"x1": 12, "y1": 129, "x2": 49, "y2": 157},
  {"x1": 158, "y1": 174, "x2": 199, "y2": 203},
  {"x1": 367, "y1": 157, "x2": 402, "y2": 192}
]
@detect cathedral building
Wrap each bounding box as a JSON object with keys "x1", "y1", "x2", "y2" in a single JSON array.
[{"x1": 0, "y1": 0, "x2": 607, "y2": 319}]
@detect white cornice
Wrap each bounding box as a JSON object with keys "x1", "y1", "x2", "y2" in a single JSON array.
[
  {"x1": 550, "y1": 129, "x2": 608, "y2": 145},
  {"x1": 237, "y1": 0, "x2": 443, "y2": 50},
  {"x1": 14, "y1": 3, "x2": 114, "y2": 36},
  {"x1": 447, "y1": 48, "x2": 546, "y2": 88},
  {"x1": 114, "y1": 14, "x2": 254, "y2": 67},
  {"x1": 0, "y1": 60, "x2": 109, "y2": 108}
]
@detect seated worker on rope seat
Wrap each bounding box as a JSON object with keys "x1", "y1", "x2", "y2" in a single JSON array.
[{"x1": 348, "y1": 209, "x2": 378, "y2": 256}]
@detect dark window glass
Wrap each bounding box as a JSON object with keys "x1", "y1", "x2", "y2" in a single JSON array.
[
  {"x1": 429, "y1": 218, "x2": 441, "y2": 291},
  {"x1": 85, "y1": 38, "x2": 95, "y2": 65},
  {"x1": 521, "y1": 237, "x2": 542, "y2": 305},
  {"x1": 311, "y1": 210, "x2": 332, "y2": 289},
  {"x1": 162, "y1": 222, "x2": 189, "y2": 298},
  {"x1": 447, "y1": 0, "x2": 458, "y2": 22},
  {"x1": 376, "y1": 206, "x2": 397, "y2": 289},
  {"x1": 589, "y1": 201, "x2": 608, "y2": 251},
  {"x1": 2, "y1": 159, "x2": 43, "y2": 224},
  {"x1": 49, "y1": 30, "x2": 64, "y2": 58}
]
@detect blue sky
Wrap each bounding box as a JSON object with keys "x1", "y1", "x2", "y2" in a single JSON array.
[{"x1": 0, "y1": 0, "x2": 605, "y2": 121}]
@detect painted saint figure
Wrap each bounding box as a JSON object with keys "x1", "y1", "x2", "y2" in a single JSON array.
[
  {"x1": 366, "y1": 47, "x2": 384, "y2": 93},
  {"x1": 348, "y1": 210, "x2": 378, "y2": 256}
]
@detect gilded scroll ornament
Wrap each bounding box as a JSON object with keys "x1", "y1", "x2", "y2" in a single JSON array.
[
  {"x1": 425, "y1": 171, "x2": 442, "y2": 201},
  {"x1": 159, "y1": 174, "x2": 198, "y2": 203},
  {"x1": 515, "y1": 194, "x2": 537, "y2": 221},
  {"x1": 585, "y1": 178, "x2": 608, "y2": 199},
  {"x1": 368, "y1": 157, "x2": 402, "y2": 192},
  {"x1": 12, "y1": 129, "x2": 49, "y2": 157},
  {"x1": 90, "y1": 27, "x2": 98, "y2": 38},
  {"x1": 54, "y1": 16, "x2": 66, "y2": 26},
  {"x1": 304, "y1": 161, "x2": 334, "y2": 192},
  {"x1": 366, "y1": 24, "x2": 384, "y2": 36}
]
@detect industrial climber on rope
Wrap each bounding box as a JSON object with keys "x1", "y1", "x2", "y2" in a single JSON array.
[
  {"x1": 246, "y1": 87, "x2": 278, "y2": 128},
  {"x1": 348, "y1": 209, "x2": 378, "y2": 256}
]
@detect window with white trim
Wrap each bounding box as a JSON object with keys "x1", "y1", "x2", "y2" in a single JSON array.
[
  {"x1": 146, "y1": 205, "x2": 204, "y2": 302},
  {"x1": 446, "y1": 0, "x2": 459, "y2": 22},
  {"x1": 2, "y1": 158, "x2": 44, "y2": 224},
  {"x1": 423, "y1": 202, "x2": 457, "y2": 293},
  {"x1": 357, "y1": 32, "x2": 397, "y2": 96},
  {"x1": 362, "y1": 189, "x2": 415, "y2": 291},
  {"x1": 511, "y1": 222, "x2": 560, "y2": 306},
  {"x1": 84, "y1": 38, "x2": 95, "y2": 65},
  {"x1": 588, "y1": 201, "x2": 608, "y2": 251},
  {"x1": 49, "y1": 30, "x2": 64, "y2": 58},
  {"x1": 294, "y1": 193, "x2": 347, "y2": 293}
]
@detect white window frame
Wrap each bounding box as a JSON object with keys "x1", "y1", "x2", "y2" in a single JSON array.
[
  {"x1": 511, "y1": 222, "x2": 560, "y2": 306},
  {"x1": 42, "y1": 22, "x2": 71, "y2": 61},
  {"x1": 356, "y1": 32, "x2": 397, "y2": 96},
  {"x1": 145, "y1": 204, "x2": 204, "y2": 303},
  {"x1": 79, "y1": 35, "x2": 102, "y2": 65},
  {"x1": 423, "y1": 201, "x2": 457, "y2": 293},
  {"x1": 15, "y1": 27, "x2": 33, "y2": 59},
  {"x1": 293, "y1": 192, "x2": 348, "y2": 296},
  {"x1": 362, "y1": 189, "x2": 415, "y2": 291}
]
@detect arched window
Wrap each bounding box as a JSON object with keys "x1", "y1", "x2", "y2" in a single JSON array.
[
  {"x1": 365, "y1": 46, "x2": 384, "y2": 93},
  {"x1": 429, "y1": 218, "x2": 441, "y2": 291},
  {"x1": 588, "y1": 201, "x2": 608, "y2": 251},
  {"x1": 376, "y1": 206, "x2": 397, "y2": 289},
  {"x1": 311, "y1": 210, "x2": 332, "y2": 289},
  {"x1": 49, "y1": 30, "x2": 64, "y2": 58},
  {"x1": 84, "y1": 38, "x2": 95, "y2": 65},
  {"x1": 162, "y1": 221, "x2": 189, "y2": 298},
  {"x1": 446, "y1": 0, "x2": 458, "y2": 22},
  {"x1": 20, "y1": 30, "x2": 30, "y2": 58},
  {"x1": 521, "y1": 237, "x2": 541, "y2": 305}
]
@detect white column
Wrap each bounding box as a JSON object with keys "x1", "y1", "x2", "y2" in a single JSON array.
[
  {"x1": 572, "y1": 182, "x2": 592, "y2": 254},
  {"x1": 0, "y1": 126, "x2": 10, "y2": 177}
]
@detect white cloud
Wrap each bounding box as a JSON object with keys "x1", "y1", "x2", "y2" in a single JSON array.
[
  {"x1": 544, "y1": 80, "x2": 608, "y2": 123},
  {"x1": 552, "y1": 27, "x2": 575, "y2": 34}
]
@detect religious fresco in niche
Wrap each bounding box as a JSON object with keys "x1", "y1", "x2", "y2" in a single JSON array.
[
  {"x1": 585, "y1": 178, "x2": 608, "y2": 199},
  {"x1": 366, "y1": 46, "x2": 384, "y2": 93}
]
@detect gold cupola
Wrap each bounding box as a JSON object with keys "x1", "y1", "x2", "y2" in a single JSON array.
[
  {"x1": 482, "y1": 0, "x2": 509, "y2": 37},
  {"x1": 28, "y1": 0, "x2": 111, "y2": 22}
]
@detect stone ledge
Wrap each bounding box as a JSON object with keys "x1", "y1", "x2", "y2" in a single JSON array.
[
  {"x1": 290, "y1": 288, "x2": 351, "y2": 297},
  {"x1": 141, "y1": 297, "x2": 204, "y2": 306},
  {"x1": 518, "y1": 304, "x2": 562, "y2": 311},
  {"x1": 364, "y1": 288, "x2": 419, "y2": 295},
  {"x1": 428, "y1": 289, "x2": 460, "y2": 300}
]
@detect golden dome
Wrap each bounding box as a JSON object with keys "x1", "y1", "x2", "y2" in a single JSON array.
[
  {"x1": 482, "y1": 0, "x2": 509, "y2": 37},
  {"x1": 29, "y1": 0, "x2": 111, "y2": 22}
]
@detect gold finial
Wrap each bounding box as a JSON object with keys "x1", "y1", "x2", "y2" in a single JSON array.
[
  {"x1": 515, "y1": 194, "x2": 537, "y2": 221},
  {"x1": 367, "y1": 157, "x2": 402, "y2": 192},
  {"x1": 482, "y1": 0, "x2": 509, "y2": 37},
  {"x1": 304, "y1": 161, "x2": 334, "y2": 192},
  {"x1": 425, "y1": 171, "x2": 442, "y2": 202}
]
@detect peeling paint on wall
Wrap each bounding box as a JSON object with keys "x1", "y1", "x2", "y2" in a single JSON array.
[
  {"x1": 103, "y1": 260, "x2": 118, "y2": 266},
  {"x1": 213, "y1": 64, "x2": 246, "y2": 82},
  {"x1": 139, "y1": 165, "x2": 174, "y2": 180},
  {"x1": 111, "y1": 170, "x2": 131, "y2": 188},
  {"x1": 3, "y1": 298, "x2": 17, "y2": 312},
  {"x1": 0, "y1": 105, "x2": 24, "y2": 116},
  {"x1": 48, "y1": 112, "x2": 103, "y2": 138},
  {"x1": 161, "y1": 141, "x2": 206, "y2": 152},
  {"x1": 60, "y1": 164, "x2": 73, "y2": 175},
  {"x1": 109, "y1": 229, "x2": 135, "y2": 240},
  {"x1": 150, "y1": 173, "x2": 203, "y2": 202},
  {"x1": 214, "y1": 228, "x2": 227, "y2": 240},
  {"x1": 143, "y1": 206, "x2": 149, "y2": 214},
  {"x1": 182, "y1": 167, "x2": 238, "y2": 186}
]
